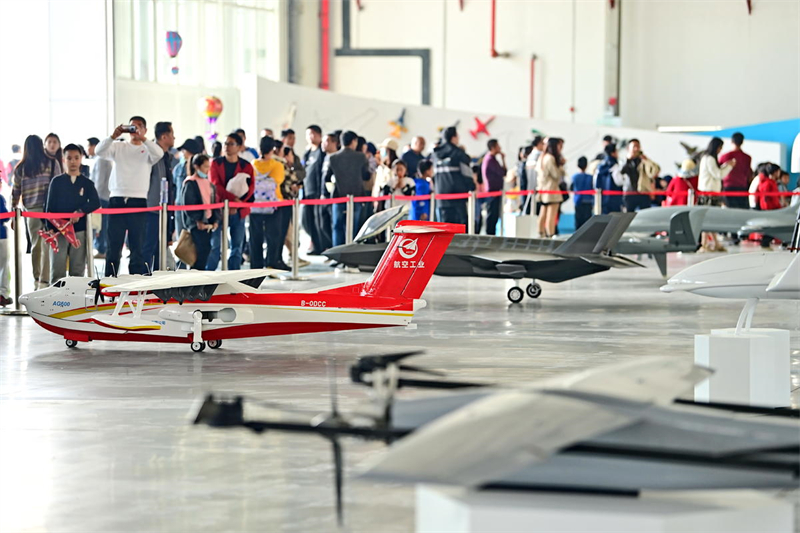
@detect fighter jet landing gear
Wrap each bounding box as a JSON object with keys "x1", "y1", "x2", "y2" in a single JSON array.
[
  {"x1": 207, "y1": 340, "x2": 222, "y2": 350},
  {"x1": 65, "y1": 339, "x2": 78, "y2": 349},
  {"x1": 507, "y1": 286, "x2": 524, "y2": 304},
  {"x1": 526, "y1": 282, "x2": 542, "y2": 299}
]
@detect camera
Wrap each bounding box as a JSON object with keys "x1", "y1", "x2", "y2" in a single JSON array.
[
  {"x1": 283, "y1": 146, "x2": 291, "y2": 156},
  {"x1": 122, "y1": 125, "x2": 137, "y2": 133}
]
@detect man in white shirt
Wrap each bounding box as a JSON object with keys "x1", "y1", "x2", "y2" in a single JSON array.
[{"x1": 95, "y1": 116, "x2": 164, "y2": 276}]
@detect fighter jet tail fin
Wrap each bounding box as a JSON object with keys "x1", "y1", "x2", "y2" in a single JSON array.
[
  {"x1": 668, "y1": 209, "x2": 706, "y2": 248},
  {"x1": 359, "y1": 221, "x2": 465, "y2": 300},
  {"x1": 553, "y1": 212, "x2": 637, "y2": 256}
]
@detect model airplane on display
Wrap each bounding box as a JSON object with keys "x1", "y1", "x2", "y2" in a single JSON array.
[
  {"x1": 324, "y1": 207, "x2": 642, "y2": 303},
  {"x1": 194, "y1": 353, "x2": 800, "y2": 524},
  {"x1": 38, "y1": 218, "x2": 81, "y2": 253},
  {"x1": 627, "y1": 204, "x2": 799, "y2": 244},
  {"x1": 661, "y1": 213, "x2": 799, "y2": 332},
  {"x1": 469, "y1": 115, "x2": 495, "y2": 139},
  {"x1": 19, "y1": 221, "x2": 464, "y2": 352}
]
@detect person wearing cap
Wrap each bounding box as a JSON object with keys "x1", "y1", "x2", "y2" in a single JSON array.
[
  {"x1": 432, "y1": 126, "x2": 473, "y2": 224},
  {"x1": 173, "y1": 138, "x2": 202, "y2": 236},
  {"x1": 86, "y1": 137, "x2": 111, "y2": 258},
  {"x1": 327, "y1": 130, "x2": 371, "y2": 246},
  {"x1": 665, "y1": 159, "x2": 699, "y2": 206},
  {"x1": 373, "y1": 137, "x2": 400, "y2": 204}
]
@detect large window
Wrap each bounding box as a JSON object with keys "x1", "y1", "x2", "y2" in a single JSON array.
[{"x1": 114, "y1": 0, "x2": 281, "y2": 87}]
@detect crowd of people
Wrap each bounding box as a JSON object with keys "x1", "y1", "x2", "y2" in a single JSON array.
[{"x1": 0, "y1": 118, "x2": 795, "y2": 306}]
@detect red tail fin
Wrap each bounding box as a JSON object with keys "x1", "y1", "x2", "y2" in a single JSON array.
[{"x1": 361, "y1": 221, "x2": 464, "y2": 299}]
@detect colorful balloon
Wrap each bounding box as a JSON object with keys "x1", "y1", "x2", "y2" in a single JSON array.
[
  {"x1": 166, "y1": 31, "x2": 182, "y2": 59},
  {"x1": 200, "y1": 96, "x2": 223, "y2": 119}
]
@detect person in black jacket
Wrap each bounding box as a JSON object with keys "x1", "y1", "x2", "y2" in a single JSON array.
[
  {"x1": 44, "y1": 144, "x2": 100, "y2": 284},
  {"x1": 432, "y1": 127, "x2": 474, "y2": 224},
  {"x1": 327, "y1": 130, "x2": 371, "y2": 246},
  {"x1": 180, "y1": 154, "x2": 220, "y2": 270},
  {"x1": 302, "y1": 125, "x2": 324, "y2": 254}
]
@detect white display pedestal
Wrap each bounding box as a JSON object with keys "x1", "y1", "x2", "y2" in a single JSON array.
[
  {"x1": 694, "y1": 328, "x2": 790, "y2": 407},
  {"x1": 416, "y1": 485, "x2": 793, "y2": 533}
]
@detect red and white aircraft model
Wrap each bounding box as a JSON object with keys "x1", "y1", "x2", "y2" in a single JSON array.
[
  {"x1": 469, "y1": 115, "x2": 495, "y2": 139},
  {"x1": 20, "y1": 221, "x2": 463, "y2": 352}
]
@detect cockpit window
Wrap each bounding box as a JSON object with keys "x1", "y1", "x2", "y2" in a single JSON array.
[{"x1": 54, "y1": 280, "x2": 66, "y2": 288}]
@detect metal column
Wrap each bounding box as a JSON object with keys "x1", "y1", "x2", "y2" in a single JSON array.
[
  {"x1": 221, "y1": 200, "x2": 229, "y2": 271},
  {"x1": 467, "y1": 191, "x2": 476, "y2": 235},
  {"x1": 593, "y1": 189, "x2": 603, "y2": 216},
  {"x1": 280, "y1": 197, "x2": 308, "y2": 281},
  {"x1": 1, "y1": 208, "x2": 27, "y2": 315},
  {"x1": 429, "y1": 191, "x2": 436, "y2": 222},
  {"x1": 345, "y1": 195, "x2": 354, "y2": 244},
  {"x1": 159, "y1": 202, "x2": 168, "y2": 271}
]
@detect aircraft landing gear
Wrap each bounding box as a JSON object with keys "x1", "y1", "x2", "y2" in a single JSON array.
[
  {"x1": 507, "y1": 286, "x2": 524, "y2": 304},
  {"x1": 207, "y1": 339, "x2": 222, "y2": 350},
  {"x1": 191, "y1": 341, "x2": 206, "y2": 353},
  {"x1": 65, "y1": 339, "x2": 78, "y2": 349},
  {"x1": 526, "y1": 282, "x2": 542, "y2": 299}
]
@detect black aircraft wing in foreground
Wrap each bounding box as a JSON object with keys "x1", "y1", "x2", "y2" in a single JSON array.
[
  {"x1": 325, "y1": 207, "x2": 642, "y2": 303},
  {"x1": 193, "y1": 353, "x2": 799, "y2": 526}
]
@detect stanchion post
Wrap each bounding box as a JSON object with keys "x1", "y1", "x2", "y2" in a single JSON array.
[
  {"x1": 468, "y1": 191, "x2": 476, "y2": 235},
  {"x1": 593, "y1": 188, "x2": 603, "y2": 216},
  {"x1": 345, "y1": 194, "x2": 354, "y2": 245},
  {"x1": 85, "y1": 219, "x2": 95, "y2": 278},
  {"x1": 280, "y1": 198, "x2": 308, "y2": 282},
  {"x1": 2, "y1": 208, "x2": 27, "y2": 315},
  {"x1": 500, "y1": 190, "x2": 506, "y2": 236},
  {"x1": 429, "y1": 191, "x2": 436, "y2": 222},
  {"x1": 159, "y1": 202, "x2": 168, "y2": 271},
  {"x1": 687, "y1": 189, "x2": 696, "y2": 206},
  {"x1": 221, "y1": 200, "x2": 229, "y2": 271},
  {"x1": 385, "y1": 194, "x2": 396, "y2": 241}
]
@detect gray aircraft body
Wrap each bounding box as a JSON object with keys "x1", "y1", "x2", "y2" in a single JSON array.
[
  {"x1": 325, "y1": 207, "x2": 642, "y2": 303},
  {"x1": 194, "y1": 354, "x2": 800, "y2": 524},
  {"x1": 628, "y1": 204, "x2": 799, "y2": 243}
]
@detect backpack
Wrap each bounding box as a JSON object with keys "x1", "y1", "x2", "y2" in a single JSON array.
[{"x1": 252, "y1": 167, "x2": 278, "y2": 214}]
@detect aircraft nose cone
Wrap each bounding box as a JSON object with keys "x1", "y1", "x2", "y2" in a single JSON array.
[{"x1": 18, "y1": 294, "x2": 29, "y2": 306}]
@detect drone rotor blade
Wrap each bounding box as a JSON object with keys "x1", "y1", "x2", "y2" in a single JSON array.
[
  {"x1": 331, "y1": 437, "x2": 344, "y2": 527},
  {"x1": 398, "y1": 364, "x2": 445, "y2": 377}
]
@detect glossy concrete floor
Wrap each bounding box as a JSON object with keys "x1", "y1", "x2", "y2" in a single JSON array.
[{"x1": 1, "y1": 247, "x2": 798, "y2": 533}]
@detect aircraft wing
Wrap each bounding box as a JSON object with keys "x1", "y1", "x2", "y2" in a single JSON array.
[
  {"x1": 363, "y1": 357, "x2": 709, "y2": 486},
  {"x1": 766, "y1": 254, "x2": 800, "y2": 294},
  {"x1": 102, "y1": 269, "x2": 276, "y2": 295}
]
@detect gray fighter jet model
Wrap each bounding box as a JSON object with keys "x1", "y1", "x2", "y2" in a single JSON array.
[
  {"x1": 193, "y1": 353, "x2": 799, "y2": 525},
  {"x1": 628, "y1": 204, "x2": 799, "y2": 244},
  {"x1": 324, "y1": 207, "x2": 642, "y2": 303}
]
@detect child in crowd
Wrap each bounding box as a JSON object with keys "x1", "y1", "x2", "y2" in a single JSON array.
[
  {"x1": 0, "y1": 193, "x2": 10, "y2": 306},
  {"x1": 777, "y1": 171, "x2": 791, "y2": 207},
  {"x1": 757, "y1": 163, "x2": 782, "y2": 211},
  {"x1": 44, "y1": 144, "x2": 101, "y2": 284},
  {"x1": 376, "y1": 160, "x2": 415, "y2": 212},
  {"x1": 665, "y1": 159, "x2": 698, "y2": 206},
  {"x1": 410, "y1": 160, "x2": 434, "y2": 221},
  {"x1": 570, "y1": 156, "x2": 593, "y2": 230}
]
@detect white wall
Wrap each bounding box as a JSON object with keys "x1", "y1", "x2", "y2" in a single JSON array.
[
  {"x1": 292, "y1": 0, "x2": 799, "y2": 129},
  {"x1": 0, "y1": 0, "x2": 110, "y2": 162},
  {"x1": 244, "y1": 77, "x2": 783, "y2": 179},
  {"x1": 620, "y1": 0, "x2": 800, "y2": 129},
  {"x1": 114, "y1": 79, "x2": 241, "y2": 146}
]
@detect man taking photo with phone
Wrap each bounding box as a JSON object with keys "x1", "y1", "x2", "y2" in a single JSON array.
[{"x1": 95, "y1": 116, "x2": 164, "y2": 276}]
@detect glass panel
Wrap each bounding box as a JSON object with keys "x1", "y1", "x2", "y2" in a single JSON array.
[
  {"x1": 132, "y1": 0, "x2": 155, "y2": 81},
  {"x1": 113, "y1": 0, "x2": 133, "y2": 79},
  {"x1": 155, "y1": 0, "x2": 179, "y2": 83},
  {"x1": 176, "y1": 0, "x2": 199, "y2": 85}
]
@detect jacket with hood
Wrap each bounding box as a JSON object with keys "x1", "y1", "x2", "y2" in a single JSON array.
[{"x1": 432, "y1": 142, "x2": 474, "y2": 207}]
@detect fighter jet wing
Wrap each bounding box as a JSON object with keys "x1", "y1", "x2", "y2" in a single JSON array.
[
  {"x1": 102, "y1": 269, "x2": 277, "y2": 296},
  {"x1": 766, "y1": 254, "x2": 800, "y2": 294},
  {"x1": 363, "y1": 358, "x2": 709, "y2": 486}
]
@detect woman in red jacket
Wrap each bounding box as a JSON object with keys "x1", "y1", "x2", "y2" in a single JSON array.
[{"x1": 757, "y1": 163, "x2": 782, "y2": 211}]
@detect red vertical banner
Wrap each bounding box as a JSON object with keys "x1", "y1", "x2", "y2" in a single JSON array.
[{"x1": 320, "y1": 0, "x2": 330, "y2": 90}]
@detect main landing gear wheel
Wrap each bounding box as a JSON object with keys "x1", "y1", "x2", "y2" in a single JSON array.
[
  {"x1": 191, "y1": 341, "x2": 206, "y2": 353},
  {"x1": 65, "y1": 339, "x2": 78, "y2": 349},
  {"x1": 507, "y1": 286, "x2": 524, "y2": 304},
  {"x1": 207, "y1": 340, "x2": 222, "y2": 350},
  {"x1": 526, "y1": 283, "x2": 542, "y2": 299}
]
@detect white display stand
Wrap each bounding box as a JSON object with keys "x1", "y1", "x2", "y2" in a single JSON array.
[
  {"x1": 503, "y1": 211, "x2": 538, "y2": 238},
  {"x1": 416, "y1": 485, "x2": 793, "y2": 533},
  {"x1": 694, "y1": 328, "x2": 790, "y2": 407}
]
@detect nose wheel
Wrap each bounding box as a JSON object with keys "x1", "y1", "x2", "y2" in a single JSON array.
[
  {"x1": 526, "y1": 283, "x2": 542, "y2": 299},
  {"x1": 507, "y1": 286, "x2": 524, "y2": 304},
  {"x1": 191, "y1": 341, "x2": 206, "y2": 353},
  {"x1": 65, "y1": 339, "x2": 78, "y2": 349}
]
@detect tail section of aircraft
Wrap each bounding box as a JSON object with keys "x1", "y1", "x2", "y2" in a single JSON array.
[
  {"x1": 360, "y1": 221, "x2": 464, "y2": 300},
  {"x1": 553, "y1": 212, "x2": 636, "y2": 256}
]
